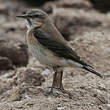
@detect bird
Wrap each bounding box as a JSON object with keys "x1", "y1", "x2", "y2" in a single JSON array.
[{"x1": 16, "y1": 9, "x2": 102, "y2": 97}]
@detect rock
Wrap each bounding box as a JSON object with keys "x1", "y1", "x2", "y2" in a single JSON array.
[
  {"x1": 42, "y1": 0, "x2": 110, "y2": 41},
  {"x1": 0, "y1": 78, "x2": 12, "y2": 95},
  {"x1": 57, "y1": 106, "x2": 65, "y2": 110},
  {"x1": 17, "y1": 68, "x2": 45, "y2": 86},
  {"x1": 2, "y1": 21, "x2": 25, "y2": 31},
  {"x1": 0, "y1": 56, "x2": 13, "y2": 70},
  {"x1": 41, "y1": 69, "x2": 51, "y2": 75},
  {"x1": 9, "y1": 87, "x2": 22, "y2": 101},
  {"x1": 42, "y1": 0, "x2": 92, "y2": 13},
  {"x1": 96, "y1": 95, "x2": 108, "y2": 104},
  {"x1": 0, "y1": 4, "x2": 9, "y2": 15},
  {"x1": 0, "y1": 40, "x2": 28, "y2": 67},
  {"x1": 51, "y1": 9, "x2": 101, "y2": 40},
  {"x1": 57, "y1": 0, "x2": 92, "y2": 10}
]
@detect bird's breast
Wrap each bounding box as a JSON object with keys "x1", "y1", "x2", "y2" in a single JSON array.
[{"x1": 27, "y1": 29, "x2": 37, "y2": 45}]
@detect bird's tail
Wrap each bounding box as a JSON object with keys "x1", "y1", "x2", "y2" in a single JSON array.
[
  {"x1": 68, "y1": 59, "x2": 102, "y2": 78},
  {"x1": 82, "y1": 64, "x2": 102, "y2": 78}
]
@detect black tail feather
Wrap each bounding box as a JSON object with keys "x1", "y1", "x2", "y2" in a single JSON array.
[{"x1": 83, "y1": 65, "x2": 102, "y2": 78}]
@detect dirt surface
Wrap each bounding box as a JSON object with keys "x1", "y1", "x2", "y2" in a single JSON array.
[{"x1": 0, "y1": 0, "x2": 110, "y2": 110}]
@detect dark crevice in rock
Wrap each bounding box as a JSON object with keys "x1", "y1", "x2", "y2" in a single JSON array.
[{"x1": 89, "y1": 0, "x2": 110, "y2": 13}]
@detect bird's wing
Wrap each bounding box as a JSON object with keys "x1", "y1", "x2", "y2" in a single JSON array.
[
  {"x1": 33, "y1": 28, "x2": 85, "y2": 65},
  {"x1": 33, "y1": 28, "x2": 102, "y2": 78}
]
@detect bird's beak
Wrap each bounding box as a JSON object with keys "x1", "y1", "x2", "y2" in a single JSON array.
[{"x1": 16, "y1": 14, "x2": 28, "y2": 18}]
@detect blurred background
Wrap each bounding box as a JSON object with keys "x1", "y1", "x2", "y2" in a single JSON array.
[{"x1": 0, "y1": 0, "x2": 110, "y2": 110}]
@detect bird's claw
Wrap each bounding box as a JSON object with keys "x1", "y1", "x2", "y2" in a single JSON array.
[
  {"x1": 47, "y1": 86, "x2": 72, "y2": 98},
  {"x1": 41, "y1": 88, "x2": 59, "y2": 97}
]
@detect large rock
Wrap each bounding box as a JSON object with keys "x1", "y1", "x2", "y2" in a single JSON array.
[
  {"x1": 18, "y1": 68, "x2": 45, "y2": 86},
  {"x1": 42, "y1": 0, "x2": 110, "y2": 41},
  {"x1": 0, "y1": 39, "x2": 28, "y2": 67},
  {"x1": 51, "y1": 9, "x2": 102, "y2": 40}
]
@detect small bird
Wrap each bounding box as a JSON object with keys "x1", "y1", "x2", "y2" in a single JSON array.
[{"x1": 16, "y1": 9, "x2": 102, "y2": 97}]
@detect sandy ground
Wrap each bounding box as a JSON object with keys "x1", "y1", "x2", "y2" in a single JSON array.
[{"x1": 0, "y1": 0, "x2": 110, "y2": 110}]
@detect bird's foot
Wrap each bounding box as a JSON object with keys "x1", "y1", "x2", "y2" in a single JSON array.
[
  {"x1": 48, "y1": 86, "x2": 72, "y2": 98},
  {"x1": 41, "y1": 87, "x2": 59, "y2": 97},
  {"x1": 41, "y1": 86, "x2": 72, "y2": 98}
]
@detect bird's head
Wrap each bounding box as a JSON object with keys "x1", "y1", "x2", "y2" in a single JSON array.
[{"x1": 16, "y1": 9, "x2": 48, "y2": 28}]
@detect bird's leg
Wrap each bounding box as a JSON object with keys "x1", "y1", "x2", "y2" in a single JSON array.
[
  {"x1": 43, "y1": 67, "x2": 72, "y2": 98},
  {"x1": 43, "y1": 66, "x2": 63, "y2": 96},
  {"x1": 42, "y1": 66, "x2": 59, "y2": 96},
  {"x1": 49, "y1": 67, "x2": 72, "y2": 98},
  {"x1": 48, "y1": 66, "x2": 59, "y2": 96},
  {"x1": 52, "y1": 67, "x2": 64, "y2": 90},
  {"x1": 52, "y1": 68, "x2": 72, "y2": 98}
]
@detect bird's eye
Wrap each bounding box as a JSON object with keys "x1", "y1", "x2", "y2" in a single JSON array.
[
  {"x1": 31, "y1": 15, "x2": 40, "y2": 20},
  {"x1": 28, "y1": 14, "x2": 40, "y2": 18},
  {"x1": 34, "y1": 13, "x2": 44, "y2": 18},
  {"x1": 34, "y1": 14, "x2": 40, "y2": 17},
  {"x1": 32, "y1": 14, "x2": 41, "y2": 18},
  {"x1": 28, "y1": 13, "x2": 44, "y2": 19}
]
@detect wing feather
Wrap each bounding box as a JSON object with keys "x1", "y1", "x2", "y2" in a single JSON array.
[{"x1": 33, "y1": 28, "x2": 86, "y2": 65}]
